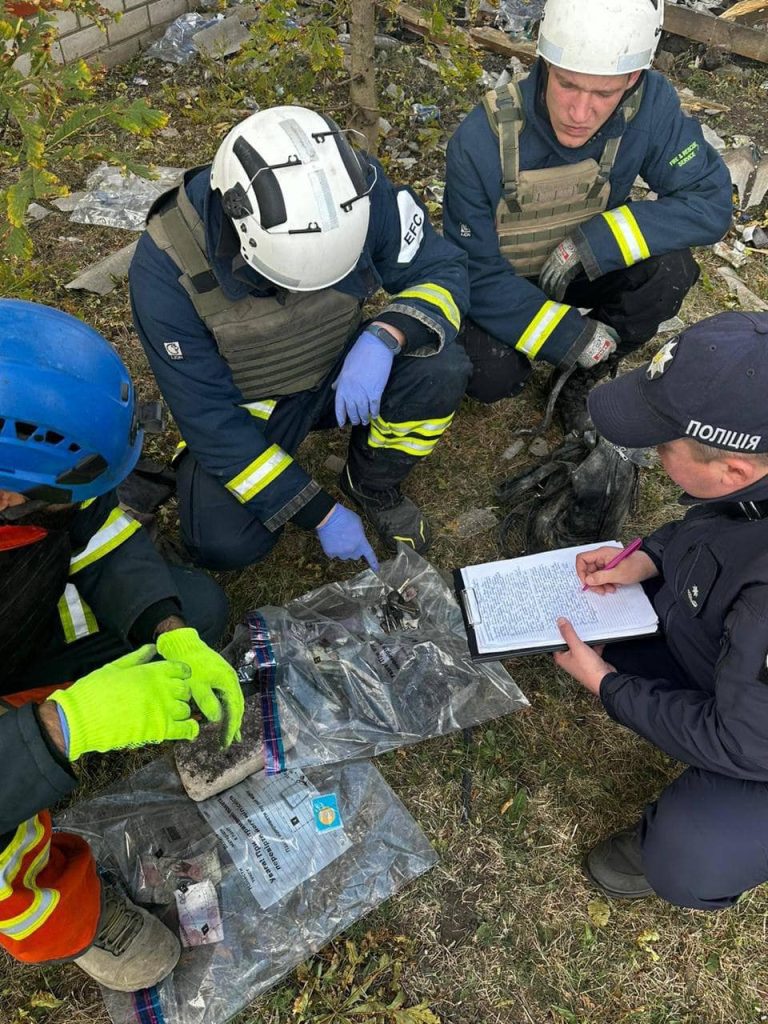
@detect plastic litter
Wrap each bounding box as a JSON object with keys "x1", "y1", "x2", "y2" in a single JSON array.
[
  {"x1": 495, "y1": 0, "x2": 546, "y2": 39},
  {"x1": 145, "y1": 12, "x2": 221, "y2": 64},
  {"x1": 412, "y1": 103, "x2": 441, "y2": 124},
  {"x1": 57, "y1": 758, "x2": 437, "y2": 1024},
  {"x1": 178, "y1": 548, "x2": 527, "y2": 788},
  {"x1": 70, "y1": 164, "x2": 184, "y2": 232}
]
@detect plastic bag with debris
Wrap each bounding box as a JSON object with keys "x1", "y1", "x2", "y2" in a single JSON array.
[
  {"x1": 70, "y1": 163, "x2": 184, "y2": 231},
  {"x1": 145, "y1": 11, "x2": 221, "y2": 64},
  {"x1": 176, "y1": 548, "x2": 528, "y2": 799},
  {"x1": 495, "y1": 0, "x2": 546, "y2": 39},
  {"x1": 57, "y1": 758, "x2": 436, "y2": 1024}
]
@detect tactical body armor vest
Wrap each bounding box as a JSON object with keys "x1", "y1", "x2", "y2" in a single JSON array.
[
  {"x1": 483, "y1": 75, "x2": 644, "y2": 278},
  {"x1": 146, "y1": 179, "x2": 363, "y2": 401}
]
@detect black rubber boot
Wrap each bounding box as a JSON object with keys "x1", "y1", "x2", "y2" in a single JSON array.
[
  {"x1": 582, "y1": 823, "x2": 654, "y2": 900},
  {"x1": 340, "y1": 464, "x2": 432, "y2": 554}
]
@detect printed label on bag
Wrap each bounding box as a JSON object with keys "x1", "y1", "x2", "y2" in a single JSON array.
[{"x1": 199, "y1": 770, "x2": 352, "y2": 908}]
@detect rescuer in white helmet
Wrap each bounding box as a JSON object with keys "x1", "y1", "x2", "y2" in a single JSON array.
[
  {"x1": 130, "y1": 106, "x2": 471, "y2": 568},
  {"x1": 444, "y1": 0, "x2": 732, "y2": 433}
]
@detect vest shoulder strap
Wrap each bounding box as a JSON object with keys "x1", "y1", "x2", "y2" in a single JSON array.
[{"x1": 483, "y1": 75, "x2": 528, "y2": 209}]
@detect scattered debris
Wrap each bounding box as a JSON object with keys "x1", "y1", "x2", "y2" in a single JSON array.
[
  {"x1": 494, "y1": 0, "x2": 545, "y2": 39},
  {"x1": 657, "y1": 315, "x2": 686, "y2": 334},
  {"x1": 324, "y1": 454, "x2": 346, "y2": 475},
  {"x1": 70, "y1": 164, "x2": 184, "y2": 231},
  {"x1": 716, "y1": 266, "x2": 768, "y2": 311},
  {"x1": 676, "y1": 87, "x2": 730, "y2": 114},
  {"x1": 26, "y1": 202, "x2": 51, "y2": 222},
  {"x1": 528, "y1": 437, "x2": 550, "y2": 457},
  {"x1": 502, "y1": 440, "x2": 525, "y2": 460},
  {"x1": 664, "y1": 1, "x2": 768, "y2": 63},
  {"x1": 746, "y1": 157, "x2": 768, "y2": 209},
  {"x1": 722, "y1": 145, "x2": 758, "y2": 204},
  {"x1": 145, "y1": 12, "x2": 221, "y2": 64},
  {"x1": 412, "y1": 103, "x2": 440, "y2": 123},
  {"x1": 131, "y1": 75, "x2": 149, "y2": 86},
  {"x1": 51, "y1": 192, "x2": 84, "y2": 212},
  {"x1": 743, "y1": 224, "x2": 768, "y2": 248},
  {"x1": 64, "y1": 241, "x2": 139, "y2": 296},
  {"x1": 713, "y1": 238, "x2": 749, "y2": 268},
  {"x1": 701, "y1": 123, "x2": 726, "y2": 150},
  {"x1": 720, "y1": 0, "x2": 768, "y2": 22},
  {"x1": 451, "y1": 507, "x2": 499, "y2": 539},
  {"x1": 159, "y1": 126, "x2": 180, "y2": 138},
  {"x1": 193, "y1": 13, "x2": 251, "y2": 58}
]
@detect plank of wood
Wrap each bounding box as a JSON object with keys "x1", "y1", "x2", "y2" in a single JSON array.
[
  {"x1": 468, "y1": 26, "x2": 536, "y2": 60},
  {"x1": 663, "y1": 1, "x2": 768, "y2": 63},
  {"x1": 719, "y1": 0, "x2": 768, "y2": 22}
]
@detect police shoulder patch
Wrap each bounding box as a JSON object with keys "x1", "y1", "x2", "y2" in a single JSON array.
[{"x1": 164, "y1": 341, "x2": 184, "y2": 360}]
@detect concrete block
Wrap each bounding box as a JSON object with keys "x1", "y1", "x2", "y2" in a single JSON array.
[
  {"x1": 100, "y1": 34, "x2": 143, "y2": 67},
  {"x1": 51, "y1": 40, "x2": 65, "y2": 64},
  {"x1": 107, "y1": 5, "x2": 149, "y2": 44},
  {"x1": 53, "y1": 8, "x2": 80, "y2": 36},
  {"x1": 193, "y1": 14, "x2": 249, "y2": 58},
  {"x1": 59, "y1": 23, "x2": 106, "y2": 62},
  {"x1": 148, "y1": 0, "x2": 189, "y2": 26}
]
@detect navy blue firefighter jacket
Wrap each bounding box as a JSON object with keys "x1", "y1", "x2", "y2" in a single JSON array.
[
  {"x1": 129, "y1": 160, "x2": 469, "y2": 534},
  {"x1": 443, "y1": 61, "x2": 732, "y2": 367}
]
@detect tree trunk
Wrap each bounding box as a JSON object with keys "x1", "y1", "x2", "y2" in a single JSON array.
[{"x1": 349, "y1": 0, "x2": 379, "y2": 154}]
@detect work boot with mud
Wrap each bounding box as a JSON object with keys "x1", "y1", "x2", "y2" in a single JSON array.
[
  {"x1": 582, "y1": 823, "x2": 654, "y2": 900},
  {"x1": 340, "y1": 464, "x2": 431, "y2": 554},
  {"x1": 75, "y1": 884, "x2": 180, "y2": 991}
]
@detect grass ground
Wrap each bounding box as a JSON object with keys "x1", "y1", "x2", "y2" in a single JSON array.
[{"x1": 3, "y1": 12, "x2": 768, "y2": 1024}]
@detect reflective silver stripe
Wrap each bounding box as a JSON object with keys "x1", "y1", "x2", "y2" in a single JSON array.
[
  {"x1": 59, "y1": 584, "x2": 96, "y2": 641},
  {"x1": 69, "y1": 509, "x2": 140, "y2": 574},
  {"x1": 0, "y1": 819, "x2": 40, "y2": 900}
]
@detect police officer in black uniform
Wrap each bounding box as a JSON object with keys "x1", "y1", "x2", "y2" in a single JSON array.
[{"x1": 554, "y1": 312, "x2": 768, "y2": 909}]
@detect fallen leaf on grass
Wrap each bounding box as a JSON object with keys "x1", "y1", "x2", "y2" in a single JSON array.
[
  {"x1": 29, "y1": 991, "x2": 62, "y2": 1009},
  {"x1": 636, "y1": 928, "x2": 661, "y2": 962},
  {"x1": 587, "y1": 898, "x2": 611, "y2": 927}
]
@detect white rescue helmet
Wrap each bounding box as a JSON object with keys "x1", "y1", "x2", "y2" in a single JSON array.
[
  {"x1": 537, "y1": 0, "x2": 664, "y2": 76},
  {"x1": 210, "y1": 106, "x2": 373, "y2": 292}
]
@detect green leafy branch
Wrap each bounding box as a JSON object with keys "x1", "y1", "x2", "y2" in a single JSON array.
[{"x1": 0, "y1": 0, "x2": 167, "y2": 259}]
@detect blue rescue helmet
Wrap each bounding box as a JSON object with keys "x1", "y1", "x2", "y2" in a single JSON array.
[{"x1": 0, "y1": 300, "x2": 142, "y2": 502}]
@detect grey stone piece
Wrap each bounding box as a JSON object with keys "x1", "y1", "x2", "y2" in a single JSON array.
[
  {"x1": 26, "y1": 203, "x2": 51, "y2": 222},
  {"x1": 722, "y1": 146, "x2": 757, "y2": 204},
  {"x1": 746, "y1": 156, "x2": 768, "y2": 210},
  {"x1": 453, "y1": 507, "x2": 498, "y2": 539},
  {"x1": 716, "y1": 266, "x2": 768, "y2": 312},
  {"x1": 193, "y1": 14, "x2": 250, "y2": 58},
  {"x1": 324, "y1": 454, "x2": 346, "y2": 475},
  {"x1": 65, "y1": 240, "x2": 139, "y2": 296}
]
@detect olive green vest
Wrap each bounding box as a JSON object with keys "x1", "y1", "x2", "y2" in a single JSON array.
[
  {"x1": 483, "y1": 75, "x2": 644, "y2": 278},
  {"x1": 146, "y1": 184, "x2": 363, "y2": 400}
]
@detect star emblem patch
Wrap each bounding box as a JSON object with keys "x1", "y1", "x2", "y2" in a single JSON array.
[{"x1": 647, "y1": 340, "x2": 677, "y2": 380}]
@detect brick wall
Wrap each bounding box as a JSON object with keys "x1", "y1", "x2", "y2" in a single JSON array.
[{"x1": 52, "y1": 0, "x2": 194, "y2": 66}]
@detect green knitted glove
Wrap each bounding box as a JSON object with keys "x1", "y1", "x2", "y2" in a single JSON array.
[
  {"x1": 49, "y1": 645, "x2": 197, "y2": 761},
  {"x1": 155, "y1": 627, "x2": 244, "y2": 748}
]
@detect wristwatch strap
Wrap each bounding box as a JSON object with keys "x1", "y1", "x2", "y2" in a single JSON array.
[{"x1": 367, "y1": 323, "x2": 402, "y2": 354}]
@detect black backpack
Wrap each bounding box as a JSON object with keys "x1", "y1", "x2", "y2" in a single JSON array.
[{"x1": 496, "y1": 431, "x2": 640, "y2": 555}]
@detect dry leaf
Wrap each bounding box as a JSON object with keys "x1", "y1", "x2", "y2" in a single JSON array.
[{"x1": 587, "y1": 899, "x2": 611, "y2": 927}]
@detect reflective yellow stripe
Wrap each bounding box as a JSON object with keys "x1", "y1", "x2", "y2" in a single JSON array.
[
  {"x1": 0, "y1": 818, "x2": 43, "y2": 900},
  {"x1": 370, "y1": 414, "x2": 453, "y2": 438},
  {"x1": 602, "y1": 205, "x2": 650, "y2": 266},
  {"x1": 79, "y1": 498, "x2": 97, "y2": 509},
  {"x1": 368, "y1": 413, "x2": 454, "y2": 457},
  {"x1": 227, "y1": 445, "x2": 292, "y2": 503},
  {"x1": 69, "y1": 508, "x2": 141, "y2": 575},
  {"x1": 0, "y1": 842, "x2": 60, "y2": 940},
  {"x1": 516, "y1": 301, "x2": 570, "y2": 359},
  {"x1": 241, "y1": 399, "x2": 277, "y2": 420},
  {"x1": 396, "y1": 283, "x2": 461, "y2": 330},
  {"x1": 58, "y1": 584, "x2": 99, "y2": 643}
]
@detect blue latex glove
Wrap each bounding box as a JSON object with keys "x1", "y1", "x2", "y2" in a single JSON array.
[
  {"x1": 334, "y1": 330, "x2": 396, "y2": 427},
  {"x1": 316, "y1": 503, "x2": 380, "y2": 571}
]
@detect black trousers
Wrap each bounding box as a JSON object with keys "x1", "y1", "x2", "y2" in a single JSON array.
[
  {"x1": 464, "y1": 249, "x2": 700, "y2": 404},
  {"x1": 604, "y1": 634, "x2": 768, "y2": 911},
  {"x1": 177, "y1": 341, "x2": 472, "y2": 570}
]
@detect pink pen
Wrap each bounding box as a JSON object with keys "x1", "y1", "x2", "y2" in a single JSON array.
[{"x1": 581, "y1": 537, "x2": 643, "y2": 591}]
